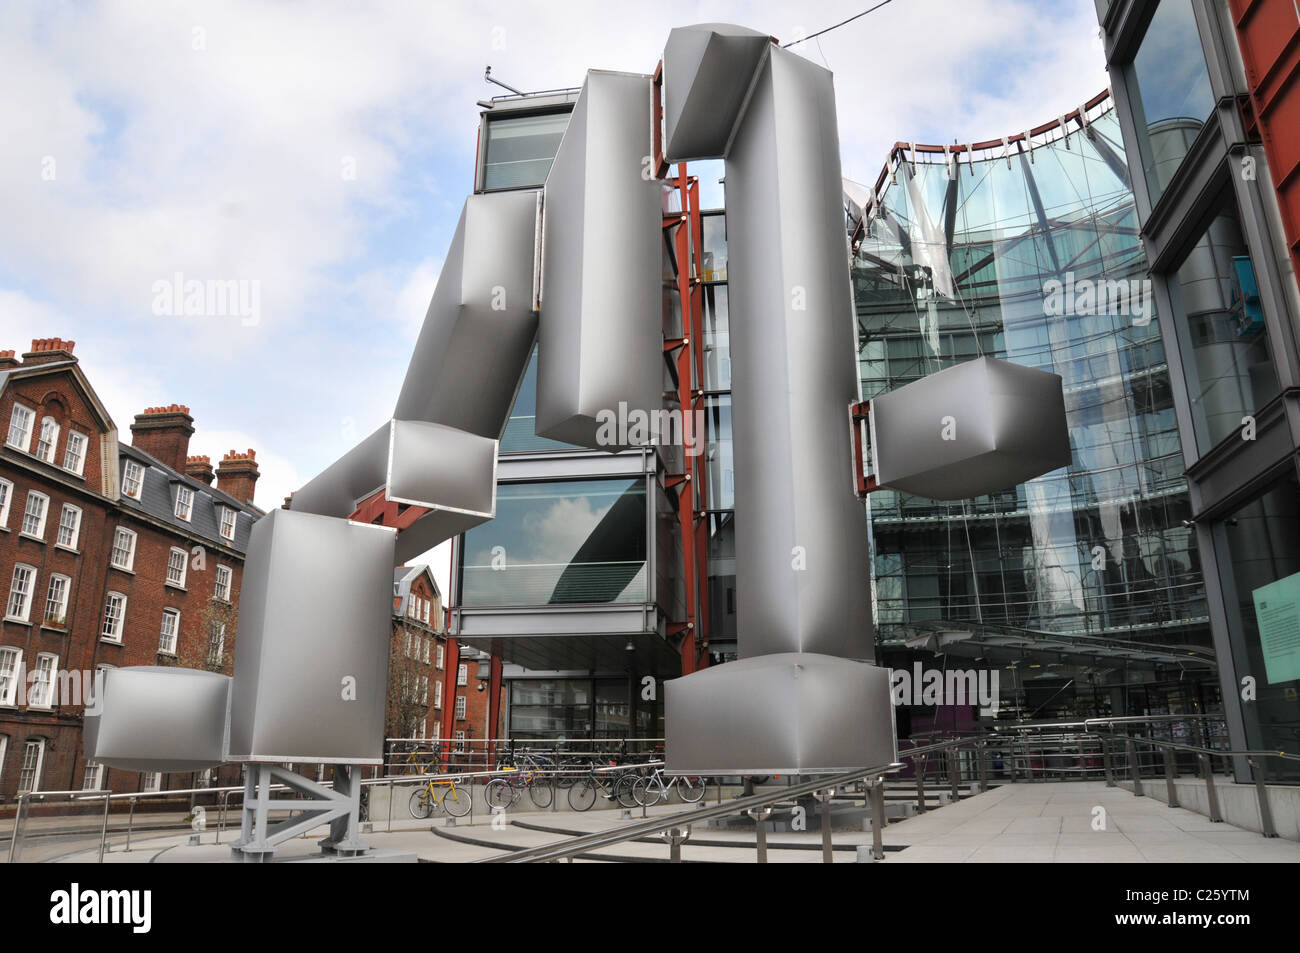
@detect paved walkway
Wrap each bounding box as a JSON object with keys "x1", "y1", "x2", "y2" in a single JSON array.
[{"x1": 38, "y1": 781, "x2": 1300, "y2": 863}]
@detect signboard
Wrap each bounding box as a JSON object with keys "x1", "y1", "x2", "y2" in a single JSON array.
[{"x1": 1251, "y1": 570, "x2": 1300, "y2": 684}]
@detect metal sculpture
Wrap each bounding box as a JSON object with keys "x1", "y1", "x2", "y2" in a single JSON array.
[{"x1": 85, "y1": 23, "x2": 1070, "y2": 859}]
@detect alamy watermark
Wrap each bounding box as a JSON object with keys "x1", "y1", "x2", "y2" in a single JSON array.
[
  {"x1": 151, "y1": 272, "x2": 260, "y2": 326},
  {"x1": 594, "y1": 401, "x2": 705, "y2": 456},
  {"x1": 1042, "y1": 271, "x2": 1153, "y2": 326},
  {"x1": 891, "y1": 664, "x2": 1000, "y2": 715}
]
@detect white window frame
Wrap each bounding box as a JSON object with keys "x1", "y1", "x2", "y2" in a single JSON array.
[
  {"x1": 454, "y1": 730, "x2": 466, "y2": 752},
  {"x1": 141, "y1": 771, "x2": 161, "y2": 793},
  {"x1": 436, "y1": 643, "x2": 444, "y2": 669},
  {"x1": 219, "y1": 505, "x2": 236, "y2": 541},
  {"x1": 0, "y1": 647, "x2": 21, "y2": 706},
  {"x1": 6, "y1": 564, "x2": 37, "y2": 623},
  {"x1": 83, "y1": 761, "x2": 105, "y2": 791},
  {"x1": 110, "y1": 526, "x2": 137, "y2": 571},
  {"x1": 17, "y1": 739, "x2": 44, "y2": 793},
  {"x1": 434, "y1": 679, "x2": 443, "y2": 709},
  {"x1": 214, "y1": 564, "x2": 232, "y2": 602},
  {"x1": 21, "y1": 490, "x2": 48, "y2": 538},
  {"x1": 159, "y1": 608, "x2": 180, "y2": 655},
  {"x1": 121, "y1": 460, "x2": 144, "y2": 499},
  {"x1": 165, "y1": 547, "x2": 188, "y2": 588},
  {"x1": 0, "y1": 478, "x2": 12, "y2": 528},
  {"x1": 432, "y1": 721, "x2": 441, "y2": 741},
  {"x1": 101, "y1": 591, "x2": 127, "y2": 642},
  {"x1": 7, "y1": 403, "x2": 34, "y2": 451},
  {"x1": 457, "y1": 663, "x2": 467, "y2": 686},
  {"x1": 455, "y1": 694, "x2": 467, "y2": 720},
  {"x1": 35, "y1": 416, "x2": 59, "y2": 463},
  {"x1": 63, "y1": 430, "x2": 87, "y2": 476},
  {"x1": 56, "y1": 504, "x2": 81, "y2": 549},
  {"x1": 29, "y1": 652, "x2": 57, "y2": 709},
  {"x1": 422, "y1": 636, "x2": 430, "y2": 664},
  {"x1": 44, "y1": 573, "x2": 70, "y2": 628},
  {"x1": 174, "y1": 484, "x2": 193, "y2": 521},
  {"x1": 0, "y1": 734, "x2": 7, "y2": 782},
  {"x1": 420, "y1": 675, "x2": 428, "y2": 704},
  {"x1": 207, "y1": 622, "x2": 226, "y2": 668}
]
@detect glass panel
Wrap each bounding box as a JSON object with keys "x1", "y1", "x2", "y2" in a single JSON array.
[
  {"x1": 508, "y1": 678, "x2": 592, "y2": 737},
  {"x1": 482, "y1": 111, "x2": 570, "y2": 190},
  {"x1": 699, "y1": 213, "x2": 727, "y2": 282},
  {"x1": 703, "y1": 396, "x2": 733, "y2": 510},
  {"x1": 1218, "y1": 471, "x2": 1300, "y2": 779},
  {"x1": 702, "y1": 285, "x2": 730, "y2": 391},
  {"x1": 1127, "y1": 0, "x2": 1215, "y2": 203},
  {"x1": 500, "y1": 346, "x2": 581, "y2": 453},
  {"x1": 461, "y1": 479, "x2": 647, "y2": 607},
  {"x1": 1170, "y1": 198, "x2": 1280, "y2": 451}
]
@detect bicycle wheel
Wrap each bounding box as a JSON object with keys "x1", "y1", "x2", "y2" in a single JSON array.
[
  {"x1": 442, "y1": 783, "x2": 472, "y2": 817},
  {"x1": 409, "y1": 788, "x2": 432, "y2": 819},
  {"x1": 485, "y1": 779, "x2": 515, "y2": 811},
  {"x1": 634, "y1": 777, "x2": 663, "y2": 808},
  {"x1": 528, "y1": 777, "x2": 553, "y2": 809},
  {"x1": 568, "y1": 779, "x2": 597, "y2": 812},
  {"x1": 614, "y1": 775, "x2": 639, "y2": 808},
  {"x1": 677, "y1": 775, "x2": 707, "y2": 803}
]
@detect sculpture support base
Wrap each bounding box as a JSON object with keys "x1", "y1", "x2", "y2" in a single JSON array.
[
  {"x1": 230, "y1": 764, "x2": 367, "y2": 862},
  {"x1": 664, "y1": 653, "x2": 897, "y2": 775}
]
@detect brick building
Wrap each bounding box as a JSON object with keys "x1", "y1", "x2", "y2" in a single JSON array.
[{"x1": 0, "y1": 338, "x2": 262, "y2": 803}]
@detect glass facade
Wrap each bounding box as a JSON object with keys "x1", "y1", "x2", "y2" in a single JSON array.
[
  {"x1": 853, "y1": 106, "x2": 1214, "y2": 714},
  {"x1": 1168, "y1": 197, "x2": 1281, "y2": 452},
  {"x1": 1126, "y1": 0, "x2": 1216, "y2": 203},
  {"x1": 500, "y1": 346, "x2": 580, "y2": 453},
  {"x1": 460, "y1": 478, "x2": 648, "y2": 607},
  {"x1": 481, "y1": 111, "x2": 569, "y2": 190},
  {"x1": 1216, "y1": 472, "x2": 1300, "y2": 779}
]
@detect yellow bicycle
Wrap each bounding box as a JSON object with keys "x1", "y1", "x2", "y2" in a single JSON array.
[{"x1": 409, "y1": 775, "x2": 471, "y2": 818}]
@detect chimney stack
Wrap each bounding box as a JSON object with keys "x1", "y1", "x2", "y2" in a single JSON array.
[
  {"x1": 0, "y1": 350, "x2": 19, "y2": 370},
  {"x1": 23, "y1": 337, "x2": 77, "y2": 366},
  {"x1": 130, "y1": 404, "x2": 195, "y2": 473},
  {"x1": 216, "y1": 449, "x2": 259, "y2": 505},
  {"x1": 186, "y1": 455, "x2": 215, "y2": 486}
]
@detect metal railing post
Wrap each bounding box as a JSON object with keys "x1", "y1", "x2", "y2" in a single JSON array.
[
  {"x1": 976, "y1": 742, "x2": 987, "y2": 789},
  {"x1": 125, "y1": 797, "x2": 137, "y2": 851},
  {"x1": 98, "y1": 792, "x2": 111, "y2": 862},
  {"x1": 387, "y1": 777, "x2": 394, "y2": 832},
  {"x1": 819, "y1": 789, "x2": 834, "y2": 863},
  {"x1": 1163, "y1": 747, "x2": 1179, "y2": 808},
  {"x1": 871, "y1": 778, "x2": 885, "y2": 861},
  {"x1": 947, "y1": 749, "x2": 960, "y2": 801},
  {"x1": 1199, "y1": 753, "x2": 1222, "y2": 822},
  {"x1": 914, "y1": 760, "x2": 927, "y2": 813},
  {"x1": 748, "y1": 806, "x2": 771, "y2": 863},
  {"x1": 1007, "y1": 740, "x2": 1017, "y2": 782},
  {"x1": 7, "y1": 793, "x2": 24, "y2": 863},
  {"x1": 1248, "y1": 758, "x2": 1277, "y2": 838},
  {"x1": 1101, "y1": 736, "x2": 1114, "y2": 786},
  {"x1": 1127, "y1": 740, "x2": 1142, "y2": 796}
]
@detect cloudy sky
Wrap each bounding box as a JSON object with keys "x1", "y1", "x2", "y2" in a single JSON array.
[{"x1": 0, "y1": 0, "x2": 1107, "y2": 590}]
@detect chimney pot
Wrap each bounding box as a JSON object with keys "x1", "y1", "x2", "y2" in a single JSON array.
[{"x1": 130, "y1": 405, "x2": 195, "y2": 472}]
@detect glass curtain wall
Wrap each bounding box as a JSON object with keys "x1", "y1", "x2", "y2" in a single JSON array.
[{"x1": 853, "y1": 106, "x2": 1214, "y2": 714}]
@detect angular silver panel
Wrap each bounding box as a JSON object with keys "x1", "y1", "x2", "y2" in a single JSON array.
[
  {"x1": 83, "y1": 667, "x2": 230, "y2": 772},
  {"x1": 664, "y1": 654, "x2": 897, "y2": 775},
  {"x1": 287, "y1": 422, "x2": 389, "y2": 518},
  {"x1": 871, "y1": 356, "x2": 1071, "y2": 500},
  {"x1": 662, "y1": 23, "x2": 771, "y2": 162},
  {"x1": 723, "y1": 44, "x2": 875, "y2": 660},
  {"x1": 229, "y1": 508, "x2": 396, "y2": 763},
  {"x1": 394, "y1": 190, "x2": 540, "y2": 439},
  {"x1": 537, "y1": 70, "x2": 662, "y2": 449}
]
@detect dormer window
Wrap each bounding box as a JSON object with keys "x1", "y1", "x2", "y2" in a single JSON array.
[
  {"x1": 174, "y1": 485, "x2": 194, "y2": 521},
  {"x1": 122, "y1": 460, "x2": 144, "y2": 499},
  {"x1": 219, "y1": 506, "x2": 236, "y2": 541}
]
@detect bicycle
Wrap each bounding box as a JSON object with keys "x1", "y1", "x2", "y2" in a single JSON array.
[
  {"x1": 409, "y1": 774, "x2": 472, "y2": 818},
  {"x1": 632, "y1": 767, "x2": 707, "y2": 807},
  {"x1": 485, "y1": 766, "x2": 552, "y2": 810},
  {"x1": 566, "y1": 763, "x2": 640, "y2": 811}
]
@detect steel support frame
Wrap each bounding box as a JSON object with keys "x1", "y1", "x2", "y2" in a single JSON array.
[{"x1": 230, "y1": 763, "x2": 367, "y2": 862}]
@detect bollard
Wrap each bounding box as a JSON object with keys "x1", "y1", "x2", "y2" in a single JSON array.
[
  {"x1": 749, "y1": 806, "x2": 772, "y2": 863},
  {"x1": 98, "y1": 793, "x2": 111, "y2": 862},
  {"x1": 1248, "y1": 758, "x2": 1277, "y2": 838},
  {"x1": 125, "y1": 797, "x2": 137, "y2": 851},
  {"x1": 819, "y1": 789, "x2": 835, "y2": 863},
  {"x1": 1163, "y1": 747, "x2": 1179, "y2": 808}
]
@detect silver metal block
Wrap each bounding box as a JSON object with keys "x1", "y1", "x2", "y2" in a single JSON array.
[
  {"x1": 871, "y1": 356, "x2": 1072, "y2": 500},
  {"x1": 229, "y1": 508, "x2": 396, "y2": 764},
  {"x1": 662, "y1": 23, "x2": 771, "y2": 161},
  {"x1": 665, "y1": 654, "x2": 897, "y2": 775},
  {"x1": 83, "y1": 667, "x2": 230, "y2": 772},
  {"x1": 537, "y1": 70, "x2": 662, "y2": 449},
  {"x1": 394, "y1": 190, "x2": 540, "y2": 439}
]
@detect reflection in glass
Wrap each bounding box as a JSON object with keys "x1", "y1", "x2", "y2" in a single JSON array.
[
  {"x1": 704, "y1": 396, "x2": 733, "y2": 511},
  {"x1": 700, "y1": 213, "x2": 727, "y2": 282},
  {"x1": 500, "y1": 346, "x2": 581, "y2": 453},
  {"x1": 461, "y1": 479, "x2": 647, "y2": 607},
  {"x1": 853, "y1": 106, "x2": 1211, "y2": 698},
  {"x1": 1218, "y1": 473, "x2": 1300, "y2": 777},
  {"x1": 1171, "y1": 201, "x2": 1280, "y2": 451},
  {"x1": 702, "y1": 285, "x2": 730, "y2": 391},
  {"x1": 1127, "y1": 0, "x2": 1215, "y2": 203},
  {"x1": 482, "y1": 112, "x2": 570, "y2": 190}
]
